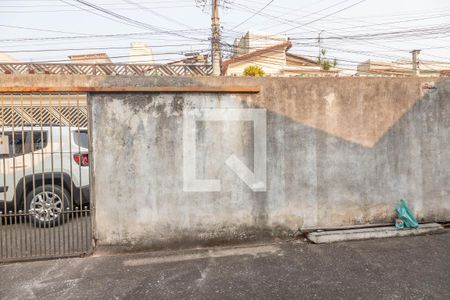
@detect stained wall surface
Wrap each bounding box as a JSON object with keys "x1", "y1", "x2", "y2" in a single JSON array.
[{"x1": 87, "y1": 78, "x2": 449, "y2": 249}]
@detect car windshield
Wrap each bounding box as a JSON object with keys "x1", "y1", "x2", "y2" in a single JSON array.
[{"x1": 72, "y1": 130, "x2": 89, "y2": 149}]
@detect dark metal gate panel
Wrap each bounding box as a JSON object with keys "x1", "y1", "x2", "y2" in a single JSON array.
[{"x1": 0, "y1": 93, "x2": 92, "y2": 262}]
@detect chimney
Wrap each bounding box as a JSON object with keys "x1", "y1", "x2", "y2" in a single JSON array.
[{"x1": 411, "y1": 49, "x2": 421, "y2": 76}]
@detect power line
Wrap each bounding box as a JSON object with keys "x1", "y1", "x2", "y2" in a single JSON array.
[
  {"x1": 232, "y1": 1, "x2": 450, "y2": 36},
  {"x1": 289, "y1": 0, "x2": 355, "y2": 24},
  {"x1": 0, "y1": 28, "x2": 210, "y2": 43},
  {"x1": 65, "y1": 0, "x2": 204, "y2": 41},
  {"x1": 258, "y1": 7, "x2": 450, "y2": 35},
  {"x1": 286, "y1": 12, "x2": 450, "y2": 36},
  {"x1": 279, "y1": 0, "x2": 368, "y2": 34},
  {"x1": 0, "y1": 24, "x2": 91, "y2": 36},
  {"x1": 0, "y1": 35, "x2": 211, "y2": 52},
  {"x1": 1, "y1": 43, "x2": 209, "y2": 54},
  {"x1": 231, "y1": 0, "x2": 275, "y2": 30},
  {"x1": 122, "y1": 0, "x2": 194, "y2": 30},
  {"x1": 0, "y1": 1, "x2": 193, "y2": 8},
  {"x1": 14, "y1": 49, "x2": 210, "y2": 64},
  {"x1": 59, "y1": 0, "x2": 150, "y2": 31},
  {"x1": 290, "y1": 24, "x2": 450, "y2": 41},
  {"x1": 0, "y1": 5, "x2": 193, "y2": 13},
  {"x1": 230, "y1": 0, "x2": 357, "y2": 34},
  {"x1": 221, "y1": 15, "x2": 450, "y2": 58}
]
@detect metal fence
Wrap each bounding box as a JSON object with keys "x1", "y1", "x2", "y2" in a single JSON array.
[
  {"x1": 0, "y1": 93, "x2": 92, "y2": 262},
  {"x1": 0, "y1": 63, "x2": 213, "y2": 76}
]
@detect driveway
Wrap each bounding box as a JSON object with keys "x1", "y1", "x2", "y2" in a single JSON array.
[{"x1": 1, "y1": 232, "x2": 449, "y2": 299}]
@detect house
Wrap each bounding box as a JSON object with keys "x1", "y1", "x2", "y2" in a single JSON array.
[
  {"x1": 222, "y1": 40, "x2": 292, "y2": 76},
  {"x1": 167, "y1": 52, "x2": 209, "y2": 65},
  {"x1": 68, "y1": 53, "x2": 112, "y2": 64},
  {"x1": 223, "y1": 31, "x2": 340, "y2": 77},
  {"x1": 357, "y1": 59, "x2": 450, "y2": 77},
  {"x1": 0, "y1": 52, "x2": 18, "y2": 63},
  {"x1": 283, "y1": 52, "x2": 337, "y2": 76},
  {"x1": 232, "y1": 31, "x2": 288, "y2": 56},
  {"x1": 129, "y1": 42, "x2": 153, "y2": 64}
]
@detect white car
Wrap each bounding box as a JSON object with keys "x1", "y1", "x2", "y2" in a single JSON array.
[{"x1": 0, "y1": 126, "x2": 89, "y2": 226}]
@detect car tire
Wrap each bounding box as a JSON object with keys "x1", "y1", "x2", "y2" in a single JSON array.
[{"x1": 26, "y1": 184, "x2": 69, "y2": 227}]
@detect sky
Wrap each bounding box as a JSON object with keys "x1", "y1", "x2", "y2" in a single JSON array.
[{"x1": 0, "y1": 0, "x2": 449, "y2": 72}]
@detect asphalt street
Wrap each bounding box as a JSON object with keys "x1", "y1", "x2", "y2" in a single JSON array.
[{"x1": 1, "y1": 232, "x2": 449, "y2": 300}]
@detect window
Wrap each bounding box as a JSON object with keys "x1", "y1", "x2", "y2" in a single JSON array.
[
  {"x1": 0, "y1": 131, "x2": 48, "y2": 158},
  {"x1": 31, "y1": 131, "x2": 47, "y2": 151},
  {"x1": 72, "y1": 130, "x2": 89, "y2": 149}
]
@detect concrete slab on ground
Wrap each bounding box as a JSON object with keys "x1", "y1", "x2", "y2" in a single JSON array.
[{"x1": 307, "y1": 223, "x2": 445, "y2": 244}]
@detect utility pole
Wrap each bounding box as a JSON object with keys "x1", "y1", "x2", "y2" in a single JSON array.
[
  {"x1": 411, "y1": 49, "x2": 421, "y2": 77},
  {"x1": 211, "y1": 0, "x2": 221, "y2": 76},
  {"x1": 318, "y1": 30, "x2": 324, "y2": 50}
]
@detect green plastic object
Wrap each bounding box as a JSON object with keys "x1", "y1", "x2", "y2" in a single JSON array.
[
  {"x1": 395, "y1": 199, "x2": 419, "y2": 229},
  {"x1": 395, "y1": 218, "x2": 404, "y2": 229}
]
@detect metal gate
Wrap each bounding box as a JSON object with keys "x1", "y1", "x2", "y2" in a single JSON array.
[{"x1": 0, "y1": 93, "x2": 92, "y2": 262}]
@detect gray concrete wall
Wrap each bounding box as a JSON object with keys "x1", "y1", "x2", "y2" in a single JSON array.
[{"x1": 1, "y1": 75, "x2": 449, "y2": 250}]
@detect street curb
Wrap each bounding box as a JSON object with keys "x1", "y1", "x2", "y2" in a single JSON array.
[{"x1": 307, "y1": 223, "x2": 446, "y2": 244}]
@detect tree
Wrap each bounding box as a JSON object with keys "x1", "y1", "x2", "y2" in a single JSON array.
[
  {"x1": 317, "y1": 48, "x2": 337, "y2": 71},
  {"x1": 243, "y1": 65, "x2": 265, "y2": 77}
]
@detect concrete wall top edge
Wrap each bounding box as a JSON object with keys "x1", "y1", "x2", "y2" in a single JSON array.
[{"x1": 0, "y1": 74, "x2": 446, "y2": 89}]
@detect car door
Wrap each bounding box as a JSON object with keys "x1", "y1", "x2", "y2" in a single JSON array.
[{"x1": 0, "y1": 131, "x2": 36, "y2": 207}]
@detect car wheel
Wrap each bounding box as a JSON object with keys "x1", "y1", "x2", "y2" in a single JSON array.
[{"x1": 26, "y1": 184, "x2": 69, "y2": 227}]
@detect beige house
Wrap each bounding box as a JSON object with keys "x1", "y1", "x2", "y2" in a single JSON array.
[
  {"x1": 223, "y1": 32, "x2": 340, "y2": 77},
  {"x1": 68, "y1": 53, "x2": 112, "y2": 64},
  {"x1": 0, "y1": 52, "x2": 18, "y2": 63},
  {"x1": 129, "y1": 42, "x2": 153, "y2": 64},
  {"x1": 357, "y1": 59, "x2": 450, "y2": 77}
]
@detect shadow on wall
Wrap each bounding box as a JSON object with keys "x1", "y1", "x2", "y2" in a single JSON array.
[
  {"x1": 251, "y1": 78, "x2": 440, "y2": 148},
  {"x1": 260, "y1": 79, "x2": 450, "y2": 228}
]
